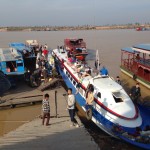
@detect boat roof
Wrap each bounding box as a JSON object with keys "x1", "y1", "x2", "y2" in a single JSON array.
[
  {"x1": 121, "y1": 47, "x2": 140, "y2": 54},
  {"x1": 25, "y1": 40, "x2": 38, "y2": 46},
  {"x1": 133, "y1": 44, "x2": 150, "y2": 54},
  {"x1": 0, "y1": 48, "x2": 22, "y2": 62},
  {"x1": 65, "y1": 38, "x2": 83, "y2": 41},
  {"x1": 121, "y1": 47, "x2": 135, "y2": 53},
  {"x1": 92, "y1": 76, "x2": 123, "y2": 92},
  {"x1": 9, "y1": 42, "x2": 31, "y2": 52},
  {"x1": 9, "y1": 43, "x2": 25, "y2": 47}
]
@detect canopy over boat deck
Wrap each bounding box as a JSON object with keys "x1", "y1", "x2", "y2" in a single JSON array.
[
  {"x1": 133, "y1": 44, "x2": 150, "y2": 54},
  {"x1": 9, "y1": 43, "x2": 31, "y2": 53},
  {"x1": 0, "y1": 48, "x2": 22, "y2": 62}
]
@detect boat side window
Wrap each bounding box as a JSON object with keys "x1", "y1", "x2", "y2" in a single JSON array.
[
  {"x1": 17, "y1": 62, "x2": 23, "y2": 67},
  {"x1": 70, "y1": 77, "x2": 73, "y2": 81},
  {"x1": 73, "y1": 80, "x2": 76, "y2": 86},
  {"x1": 68, "y1": 74, "x2": 70, "y2": 78},
  {"x1": 97, "y1": 92, "x2": 101, "y2": 98},
  {"x1": 6, "y1": 61, "x2": 17, "y2": 72}
]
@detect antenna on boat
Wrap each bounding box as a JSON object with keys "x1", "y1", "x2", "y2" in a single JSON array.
[
  {"x1": 95, "y1": 49, "x2": 100, "y2": 71},
  {"x1": 93, "y1": 0, "x2": 101, "y2": 71}
]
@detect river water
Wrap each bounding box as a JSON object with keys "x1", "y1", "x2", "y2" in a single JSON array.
[
  {"x1": 0, "y1": 105, "x2": 41, "y2": 136},
  {"x1": 0, "y1": 29, "x2": 150, "y2": 78},
  {"x1": 0, "y1": 30, "x2": 149, "y2": 149}
]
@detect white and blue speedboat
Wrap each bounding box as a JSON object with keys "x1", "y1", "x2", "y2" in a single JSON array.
[{"x1": 52, "y1": 48, "x2": 150, "y2": 149}]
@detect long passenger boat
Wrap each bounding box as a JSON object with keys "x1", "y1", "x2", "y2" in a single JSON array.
[{"x1": 52, "y1": 47, "x2": 150, "y2": 149}]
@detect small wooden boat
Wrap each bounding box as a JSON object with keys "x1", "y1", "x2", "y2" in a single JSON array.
[{"x1": 121, "y1": 44, "x2": 150, "y2": 89}]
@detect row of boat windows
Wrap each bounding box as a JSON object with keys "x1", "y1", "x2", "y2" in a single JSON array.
[{"x1": 66, "y1": 71, "x2": 77, "y2": 86}]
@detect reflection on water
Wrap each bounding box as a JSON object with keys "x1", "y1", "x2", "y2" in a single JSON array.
[{"x1": 0, "y1": 105, "x2": 41, "y2": 137}]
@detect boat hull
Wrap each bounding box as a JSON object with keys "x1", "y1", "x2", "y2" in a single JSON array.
[{"x1": 120, "y1": 66, "x2": 150, "y2": 89}]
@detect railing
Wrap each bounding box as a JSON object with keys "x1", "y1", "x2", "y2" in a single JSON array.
[{"x1": 121, "y1": 59, "x2": 150, "y2": 82}]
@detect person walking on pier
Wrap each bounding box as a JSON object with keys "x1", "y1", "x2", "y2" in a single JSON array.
[
  {"x1": 42, "y1": 93, "x2": 50, "y2": 126},
  {"x1": 67, "y1": 88, "x2": 79, "y2": 128}
]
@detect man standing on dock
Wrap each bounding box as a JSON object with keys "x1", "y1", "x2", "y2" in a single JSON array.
[
  {"x1": 42, "y1": 94, "x2": 50, "y2": 126},
  {"x1": 130, "y1": 83, "x2": 141, "y2": 103},
  {"x1": 67, "y1": 88, "x2": 79, "y2": 128}
]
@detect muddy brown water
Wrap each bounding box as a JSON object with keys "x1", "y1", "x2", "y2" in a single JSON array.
[
  {"x1": 0, "y1": 29, "x2": 150, "y2": 78},
  {"x1": 0, "y1": 105, "x2": 41, "y2": 137}
]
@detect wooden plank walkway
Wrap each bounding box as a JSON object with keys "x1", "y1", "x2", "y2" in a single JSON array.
[
  {"x1": 0, "y1": 79, "x2": 63, "y2": 109},
  {"x1": 0, "y1": 87, "x2": 99, "y2": 150}
]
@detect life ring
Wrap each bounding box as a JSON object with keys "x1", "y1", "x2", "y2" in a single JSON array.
[{"x1": 86, "y1": 108, "x2": 92, "y2": 120}]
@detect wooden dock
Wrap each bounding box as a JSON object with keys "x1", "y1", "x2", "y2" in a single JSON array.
[
  {"x1": 0, "y1": 78, "x2": 63, "y2": 110},
  {"x1": 0, "y1": 87, "x2": 98, "y2": 150}
]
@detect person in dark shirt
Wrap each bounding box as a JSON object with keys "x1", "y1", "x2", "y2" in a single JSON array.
[
  {"x1": 130, "y1": 83, "x2": 141, "y2": 103},
  {"x1": 116, "y1": 76, "x2": 121, "y2": 85}
]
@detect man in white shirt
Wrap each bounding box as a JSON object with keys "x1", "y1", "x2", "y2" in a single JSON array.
[{"x1": 67, "y1": 88, "x2": 79, "y2": 127}]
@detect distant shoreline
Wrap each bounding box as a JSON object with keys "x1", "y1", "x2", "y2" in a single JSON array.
[{"x1": 0, "y1": 24, "x2": 150, "y2": 32}]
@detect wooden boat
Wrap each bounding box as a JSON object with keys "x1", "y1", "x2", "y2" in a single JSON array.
[
  {"x1": 9, "y1": 42, "x2": 36, "y2": 72},
  {"x1": 121, "y1": 44, "x2": 150, "y2": 89}
]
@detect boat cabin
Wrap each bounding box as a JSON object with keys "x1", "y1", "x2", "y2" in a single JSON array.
[
  {"x1": 25, "y1": 40, "x2": 39, "y2": 55},
  {"x1": 64, "y1": 38, "x2": 88, "y2": 61},
  {"x1": 9, "y1": 42, "x2": 36, "y2": 73},
  {"x1": 121, "y1": 44, "x2": 150, "y2": 87},
  {"x1": 0, "y1": 48, "x2": 25, "y2": 75}
]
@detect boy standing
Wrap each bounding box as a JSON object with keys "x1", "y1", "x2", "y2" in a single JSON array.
[
  {"x1": 130, "y1": 83, "x2": 141, "y2": 103},
  {"x1": 42, "y1": 94, "x2": 50, "y2": 126}
]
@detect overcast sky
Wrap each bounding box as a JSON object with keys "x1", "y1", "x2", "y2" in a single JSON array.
[{"x1": 0, "y1": 0, "x2": 150, "y2": 26}]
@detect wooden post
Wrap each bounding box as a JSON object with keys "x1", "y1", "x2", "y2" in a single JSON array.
[{"x1": 55, "y1": 90, "x2": 58, "y2": 118}]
